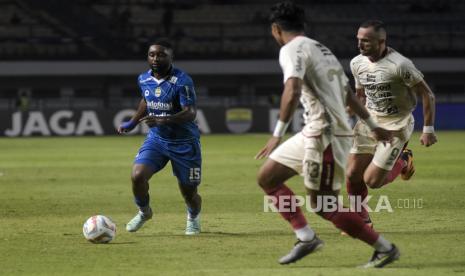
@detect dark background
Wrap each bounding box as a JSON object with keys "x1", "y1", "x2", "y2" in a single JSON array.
[{"x1": 0, "y1": 0, "x2": 464, "y2": 134}]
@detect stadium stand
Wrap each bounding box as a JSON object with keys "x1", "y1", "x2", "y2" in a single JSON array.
[
  {"x1": 0, "y1": 0, "x2": 464, "y2": 117},
  {"x1": 1, "y1": 0, "x2": 464, "y2": 60}
]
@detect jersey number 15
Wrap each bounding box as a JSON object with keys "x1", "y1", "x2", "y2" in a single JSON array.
[{"x1": 189, "y1": 168, "x2": 201, "y2": 181}]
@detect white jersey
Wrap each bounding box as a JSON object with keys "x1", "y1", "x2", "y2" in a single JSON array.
[
  {"x1": 350, "y1": 47, "x2": 424, "y2": 130},
  {"x1": 279, "y1": 36, "x2": 352, "y2": 137}
]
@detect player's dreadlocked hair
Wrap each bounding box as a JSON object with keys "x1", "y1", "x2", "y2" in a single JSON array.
[{"x1": 269, "y1": 1, "x2": 305, "y2": 32}]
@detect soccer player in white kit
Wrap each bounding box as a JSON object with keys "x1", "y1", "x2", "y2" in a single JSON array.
[
  {"x1": 255, "y1": 2, "x2": 400, "y2": 268},
  {"x1": 346, "y1": 20, "x2": 437, "y2": 228}
]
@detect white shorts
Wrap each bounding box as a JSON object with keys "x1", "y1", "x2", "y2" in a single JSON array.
[
  {"x1": 269, "y1": 132, "x2": 352, "y2": 191},
  {"x1": 350, "y1": 116, "x2": 414, "y2": 170}
]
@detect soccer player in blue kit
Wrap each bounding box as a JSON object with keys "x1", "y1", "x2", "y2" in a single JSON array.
[{"x1": 118, "y1": 39, "x2": 202, "y2": 235}]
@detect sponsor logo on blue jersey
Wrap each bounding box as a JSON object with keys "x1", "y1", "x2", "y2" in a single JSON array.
[{"x1": 146, "y1": 101, "x2": 173, "y2": 111}]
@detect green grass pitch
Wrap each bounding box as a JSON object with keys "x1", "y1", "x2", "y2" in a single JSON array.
[{"x1": 1, "y1": 132, "x2": 464, "y2": 275}]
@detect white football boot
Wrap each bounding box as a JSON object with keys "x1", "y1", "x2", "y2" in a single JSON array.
[{"x1": 126, "y1": 207, "x2": 153, "y2": 232}]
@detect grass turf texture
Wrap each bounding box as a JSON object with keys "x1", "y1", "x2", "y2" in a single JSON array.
[{"x1": 1, "y1": 132, "x2": 464, "y2": 275}]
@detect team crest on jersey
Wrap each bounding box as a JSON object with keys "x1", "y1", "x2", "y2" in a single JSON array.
[
  {"x1": 144, "y1": 90, "x2": 150, "y2": 96},
  {"x1": 155, "y1": 87, "x2": 162, "y2": 97},
  {"x1": 169, "y1": 76, "x2": 178, "y2": 84},
  {"x1": 403, "y1": 71, "x2": 411, "y2": 81}
]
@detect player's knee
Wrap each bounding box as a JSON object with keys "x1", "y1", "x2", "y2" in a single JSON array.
[
  {"x1": 257, "y1": 169, "x2": 273, "y2": 189},
  {"x1": 179, "y1": 184, "x2": 199, "y2": 202},
  {"x1": 257, "y1": 172, "x2": 282, "y2": 191},
  {"x1": 131, "y1": 169, "x2": 147, "y2": 185}
]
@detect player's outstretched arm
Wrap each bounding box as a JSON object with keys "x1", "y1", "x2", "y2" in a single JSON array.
[
  {"x1": 118, "y1": 99, "x2": 147, "y2": 134},
  {"x1": 255, "y1": 77, "x2": 301, "y2": 159},
  {"x1": 414, "y1": 80, "x2": 437, "y2": 147},
  {"x1": 140, "y1": 105, "x2": 196, "y2": 127},
  {"x1": 345, "y1": 86, "x2": 392, "y2": 143}
]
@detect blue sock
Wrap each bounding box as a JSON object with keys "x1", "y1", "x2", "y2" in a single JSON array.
[
  {"x1": 187, "y1": 206, "x2": 200, "y2": 219},
  {"x1": 135, "y1": 194, "x2": 150, "y2": 209}
]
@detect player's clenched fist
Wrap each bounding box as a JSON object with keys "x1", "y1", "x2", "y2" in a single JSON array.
[
  {"x1": 420, "y1": 132, "x2": 437, "y2": 147},
  {"x1": 118, "y1": 120, "x2": 137, "y2": 134}
]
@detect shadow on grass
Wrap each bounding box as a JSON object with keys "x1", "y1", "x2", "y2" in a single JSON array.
[
  {"x1": 134, "y1": 230, "x2": 289, "y2": 238},
  {"x1": 394, "y1": 261, "x2": 465, "y2": 269},
  {"x1": 105, "y1": 241, "x2": 137, "y2": 245},
  {"x1": 376, "y1": 229, "x2": 465, "y2": 235},
  {"x1": 81, "y1": 241, "x2": 137, "y2": 245},
  {"x1": 272, "y1": 260, "x2": 465, "y2": 269},
  {"x1": 126, "y1": 228, "x2": 465, "y2": 239}
]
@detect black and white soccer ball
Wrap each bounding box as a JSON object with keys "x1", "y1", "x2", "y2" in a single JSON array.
[{"x1": 82, "y1": 215, "x2": 116, "y2": 244}]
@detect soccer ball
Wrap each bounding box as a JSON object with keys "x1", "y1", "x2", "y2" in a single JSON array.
[{"x1": 82, "y1": 215, "x2": 116, "y2": 244}]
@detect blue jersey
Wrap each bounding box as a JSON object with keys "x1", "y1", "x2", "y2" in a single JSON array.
[{"x1": 138, "y1": 67, "x2": 200, "y2": 143}]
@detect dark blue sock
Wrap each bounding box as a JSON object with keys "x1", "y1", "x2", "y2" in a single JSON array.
[
  {"x1": 135, "y1": 194, "x2": 150, "y2": 208},
  {"x1": 187, "y1": 206, "x2": 200, "y2": 219}
]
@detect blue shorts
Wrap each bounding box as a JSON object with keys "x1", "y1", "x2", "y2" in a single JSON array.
[{"x1": 134, "y1": 137, "x2": 202, "y2": 187}]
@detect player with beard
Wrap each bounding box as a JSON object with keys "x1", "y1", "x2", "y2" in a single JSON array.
[{"x1": 345, "y1": 20, "x2": 437, "y2": 230}]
